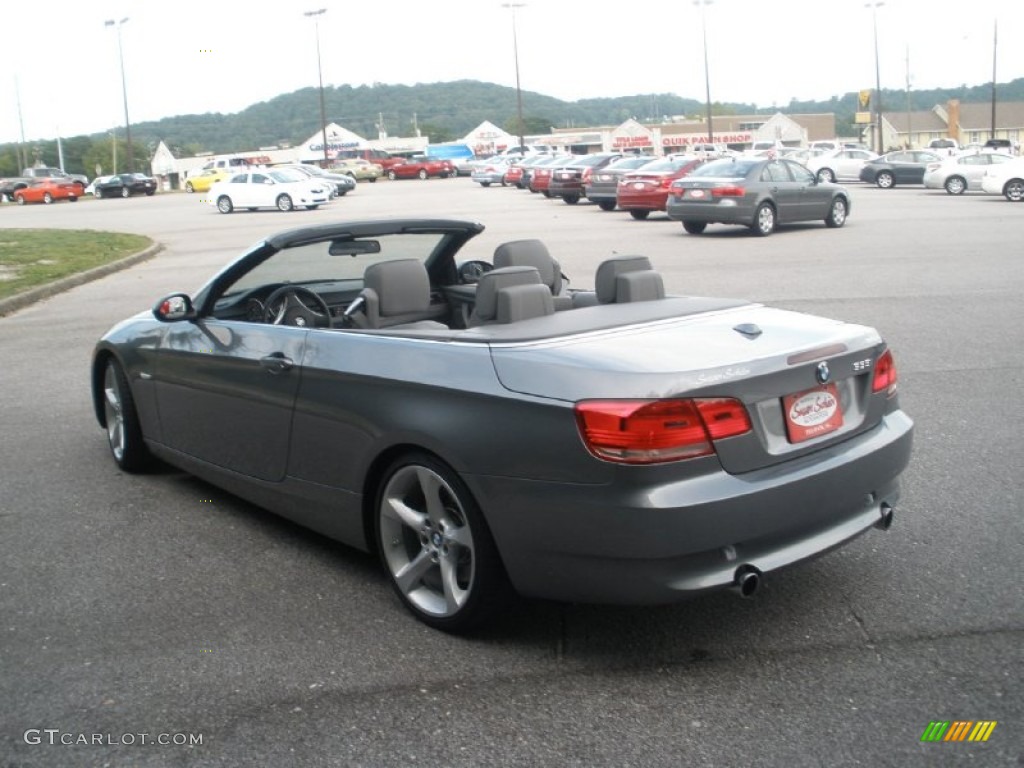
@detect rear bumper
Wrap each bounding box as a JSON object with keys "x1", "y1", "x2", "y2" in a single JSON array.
[{"x1": 469, "y1": 410, "x2": 913, "y2": 605}]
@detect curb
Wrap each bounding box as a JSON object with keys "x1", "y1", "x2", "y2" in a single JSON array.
[{"x1": 0, "y1": 242, "x2": 163, "y2": 317}]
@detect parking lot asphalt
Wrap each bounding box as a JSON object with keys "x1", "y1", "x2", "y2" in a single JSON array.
[{"x1": 1, "y1": 180, "x2": 1022, "y2": 767}]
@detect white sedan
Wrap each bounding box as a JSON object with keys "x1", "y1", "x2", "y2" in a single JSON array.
[
  {"x1": 979, "y1": 156, "x2": 1024, "y2": 201},
  {"x1": 806, "y1": 148, "x2": 879, "y2": 183},
  {"x1": 923, "y1": 152, "x2": 1015, "y2": 195},
  {"x1": 207, "y1": 169, "x2": 330, "y2": 213}
]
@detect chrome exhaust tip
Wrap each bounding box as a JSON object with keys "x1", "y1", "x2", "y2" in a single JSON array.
[
  {"x1": 732, "y1": 565, "x2": 762, "y2": 599},
  {"x1": 876, "y1": 502, "x2": 894, "y2": 531}
]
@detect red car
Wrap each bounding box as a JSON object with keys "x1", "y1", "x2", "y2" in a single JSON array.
[
  {"x1": 616, "y1": 156, "x2": 706, "y2": 219},
  {"x1": 528, "y1": 155, "x2": 575, "y2": 196},
  {"x1": 14, "y1": 178, "x2": 85, "y2": 205},
  {"x1": 386, "y1": 156, "x2": 455, "y2": 180}
]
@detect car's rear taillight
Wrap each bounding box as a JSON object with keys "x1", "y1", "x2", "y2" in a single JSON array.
[
  {"x1": 872, "y1": 349, "x2": 898, "y2": 396},
  {"x1": 712, "y1": 186, "x2": 746, "y2": 197},
  {"x1": 575, "y1": 398, "x2": 751, "y2": 464}
]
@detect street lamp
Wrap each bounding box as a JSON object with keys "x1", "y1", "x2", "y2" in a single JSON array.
[
  {"x1": 865, "y1": 2, "x2": 884, "y2": 154},
  {"x1": 501, "y1": 3, "x2": 526, "y2": 151},
  {"x1": 695, "y1": 0, "x2": 713, "y2": 145},
  {"x1": 304, "y1": 8, "x2": 330, "y2": 166},
  {"x1": 104, "y1": 17, "x2": 133, "y2": 173}
]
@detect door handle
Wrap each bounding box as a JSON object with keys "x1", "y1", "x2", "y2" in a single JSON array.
[{"x1": 259, "y1": 353, "x2": 293, "y2": 373}]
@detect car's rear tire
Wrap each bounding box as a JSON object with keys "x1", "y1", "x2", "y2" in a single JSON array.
[
  {"x1": 305, "y1": 205, "x2": 319, "y2": 210},
  {"x1": 563, "y1": 194, "x2": 580, "y2": 205},
  {"x1": 185, "y1": 182, "x2": 194, "y2": 193},
  {"x1": 480, "y1": 182, "x2": 491, "y2": 188},
  {"x1": 876, "y1": 171, "x2": 894, "y2": 189},
  {"x1": 121, "y1": 187, "x2": 130, "y2": 198},
  {"x1": 102, "y1": 359, "x2": 150, "y2": 473},
  {"x1": 1004, "y1": 179, "x2": 1024, "y2": 202},
  {"x1": 43, "y1": 192, "x2": 53, "y2": 204},
  {"x1": 387, "y1": 170, "x2": 397, "y2": 181},
  {"x1": 145, "y1": 190, "x2": 155, "y2": 196},
  {"x1": 375, "y1": 453, "x2": 510, "y2": 633},
  {"x1": 15, "y1": 194, "x2": 25, "y2": 205},
  {"x1": 95, "y1": 188, "x2": 104, "y2": 199},
  {"x1": 418, "y1": 169, "x2": 428, "y2": 180},
  {"x1": 944, "y1": 175, "x2": 967, "y2": 195},
  {"x1": 597, "y1": 200, "x2": 616, "y2": 211},
  {"x1": 68, "y1": 196, "x2": 78, "y2": 202},
  {"x1": 276, "y1": 194, "x2": 294, "y2": 212},
  {"x1": 629, "y1": 210, "x2": 650, "y2": 220},
  {"x1": 816, "y1": 168, "x2": 835, "y2": 183},
  {"x1": 369, "y1": 177, "x2": 377, "y2": 183},
  {"x1": 752, "y1": 202, "x2": 776, "y2": 236},
  {"x1": 682, "y1": 220, "x2": 707, "y2": 234},
  {"x1": 216, "y1": 195, "x2": 233, "y2": 214}
]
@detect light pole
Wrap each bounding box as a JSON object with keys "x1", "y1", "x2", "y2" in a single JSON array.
[
  {"x1": 866, "y1": 2, "x2": 884, "y2": 154},
  {"x1": 104, "y1": 17, "x2": 133, "y2": 173},
  {"x1": 695, "y1": 0, "x2": 713, "y2": 145},
  {"x1": 501, "y1": 3, "x2": 526, "y2": 151},
  {"x1": 990, "y1": 18, "x2": 998, "y2": 140},
  {"x1": 304, "y1": 8, "x2": 330, "y2": 166}
]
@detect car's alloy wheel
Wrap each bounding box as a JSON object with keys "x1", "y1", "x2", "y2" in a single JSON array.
[
  {"x1": 16, "y1": 195, "x2": 25, "y2": 205},
  {"x1": 185, "y1": 182, "x2": 194, "y2": 193},
  {"x1": 1004, "y1": 179, "x2": 1024, "y2": 202},
  {"x1": 753, "y1": 202, "x2": 776, "y2": 236},
  {"x1": 43, "y1": 192, "x2": 53, "y2": 204},
  {"x1": 276, "y1": 194, "x2": 293, "y2": 212},
  {"x1": 418, "y1": 169, "x2": 428, "y2": 180},
  {"x1": 825, "y1": 197, "x2": 848, "y2": 228},
  {"x1": 682, "y1": 220, "x2": 707, "y2": 234},
  {"x1": 121, "y1": 187, "x2": 130, "y2": 198},
  {"x1": 944, "y1": 176, "x2": 966, "y2": 195},
  {"x1": 817, "y1": 168, "x2": 835, "y2": 183},
  {"x1": 102, "y1": 359, "x2": 149, "y2": 472},
  {"x1": 95, "y1": 189, "x2": 104, "y2": 199},
  {"x1": 876, "y1": 171, "x2": 894, "y2": 189},
  {"x1": 375, "y1": 454, "x2": 508, "y2": 632},
  {"x1": 216, "y1": 195, "x2": 233, "y2": 214},
  {"x1": 629, "y1": 210, "x2": 650, "y2": 220},
  {"x1": 387, "y1": 170, "x2": 397, "y2": 181}
]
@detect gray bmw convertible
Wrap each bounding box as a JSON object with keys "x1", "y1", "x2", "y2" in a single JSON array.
[{"x1": 91, "y1": 218, "x2": 913, "y2": 632}]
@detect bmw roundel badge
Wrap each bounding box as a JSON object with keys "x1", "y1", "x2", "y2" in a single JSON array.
[{"x1": 816, "y1": 361, "x2": 830, "y2": 384}]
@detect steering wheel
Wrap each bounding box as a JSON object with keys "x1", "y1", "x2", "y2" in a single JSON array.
[
  {"x1": 262, "y1": 286, "x2": 332, "y2": 328},
  {"x1": 458, "y1": 260, "x2": 494, "y2": 285}
]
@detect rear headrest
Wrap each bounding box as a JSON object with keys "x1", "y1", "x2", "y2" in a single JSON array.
[
  {"x1": 595, "y1": 255, "x2": 664, "y2": 304},
  {"x1": 471, "y1": 266, "x2": 544, "y2": 324}
]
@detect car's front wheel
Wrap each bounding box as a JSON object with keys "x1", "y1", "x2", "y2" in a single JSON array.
[
  {"x1": 387, "y1": 170, "x2": 397, "y2": 181},
  {"x1": 876, "y1": 171, "x2": 895, "y2": 189},
  {"x1": 185, "y1": 181, "x2": 195, "y2": 193},
  {"x1": 375, "y1": 453, "x2": 510, "y2": 633},
  {"x1": 682, "y1": 220, "x2": 707, "y2": 234},
  {"x1": 15, "y1": 194, "x2": 26, "y2": 205},
  {"x1": 102, "y1": 359, "x2": 150, "y2": 472},
  {"x1": 276, "y1": 194, "x2": 294, "y2": 212},
  {"x1": 43, "y1": 192, "x2": 53, "y2": 204},
  {"x1": 944, "y1": 175, "x2": 967, "y2": 195},
  {"x1": 825, "y1": 197, "x2": 848, "y2": 228},
  {"x1": 418, "y1": 169, "x2": 429, "y2": 180},
  {"x1": 1003, "y1": 179, "x2": 1024, "y2": 202},
  {"x1": 216, "y1": 195, "x2": 233, "y2": 214},
  {"x1": 121, "y1": 187, "x2": 130, "y2": 198},
  {"x1": 752, "y1": 202, "x2": 776, "y2": 236},
  {"x1": 816, "y1": 168, "x2": 835, "y2": 183}
]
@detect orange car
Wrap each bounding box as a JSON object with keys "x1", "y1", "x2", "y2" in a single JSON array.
[{"x1": 14, "y1": 178, "x2": 85, "y2": 205}]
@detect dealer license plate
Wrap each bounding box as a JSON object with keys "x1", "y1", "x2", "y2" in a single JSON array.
[
  {"x1": 689, "y1": 189, "x2": 706, "y2": 198},
  {"x1": 782, "y1": 383, "x2": 843, "y2": 443}
]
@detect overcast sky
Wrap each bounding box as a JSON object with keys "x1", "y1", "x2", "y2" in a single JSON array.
[{"x1": 2, "y1": 0, "x2": 1021, "y2": 145}]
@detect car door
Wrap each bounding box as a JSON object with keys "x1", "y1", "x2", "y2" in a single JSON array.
[
  {"x1": 154, "y1": 319, "x2": 308, "y2": 481},
  {"x1": 786, "y1": 161, "x2": 830, "y2": 220},
  {"x1": 761, "y1": 160, "x2": 800, "y2": 222}
]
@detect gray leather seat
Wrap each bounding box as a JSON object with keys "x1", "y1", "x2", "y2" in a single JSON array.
[
  {"x1": 493, "y1": 239, "x2": 574, "y2": 310},
  {"x1": 469, "y1": 266, "x2": 555, "y2": 326},
  {"x1": 581, "y1": 255, "x2": 665, "y2": 305},
  {"x1": 356, "y1": 259, "x2": 448, "y2": 330}
]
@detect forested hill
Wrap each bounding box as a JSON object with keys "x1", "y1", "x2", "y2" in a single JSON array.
[{"x1": 136, "y1": 77, "x2": 1024, "y2": 157}]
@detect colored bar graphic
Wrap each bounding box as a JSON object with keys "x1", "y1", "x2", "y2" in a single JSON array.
[{"x1": 921, "y1": 720, "x2": 997, "y2": 743}]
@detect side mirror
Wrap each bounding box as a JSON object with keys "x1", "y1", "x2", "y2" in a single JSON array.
[{"x1": 153, "y1": 293, "x2": 197, "y2": 322}]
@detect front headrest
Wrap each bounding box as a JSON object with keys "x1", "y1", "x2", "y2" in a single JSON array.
[{"x1": 363, "y1": 259, "x2": 431, "y2": 316}]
